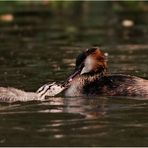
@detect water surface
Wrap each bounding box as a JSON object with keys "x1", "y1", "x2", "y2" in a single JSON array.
[{"x1": 0, "y1": 3, "x2": 148, "y2": 146}]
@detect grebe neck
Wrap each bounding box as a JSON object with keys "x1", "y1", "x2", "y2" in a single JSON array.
[{"x1": 66, "y1": 70, "x2": 108, "y2": 96}]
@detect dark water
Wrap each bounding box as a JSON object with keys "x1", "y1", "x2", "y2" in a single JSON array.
[{"x1": 0, "y1": 3, "x2": 148, "y2": 146}]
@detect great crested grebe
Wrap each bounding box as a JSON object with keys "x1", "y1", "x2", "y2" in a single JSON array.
[
  {"x1": 65, "y1": 47, "x2": 148, "y2": 97},
  {"x1": 0, "y1": 82, "x2": 64, "y2": 102}
]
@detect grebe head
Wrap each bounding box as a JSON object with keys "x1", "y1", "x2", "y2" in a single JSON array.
[
  {"x1": 36, "y1": 82, "x2": 65, "y2": 99},
  {"x1": 68, "y1": 47, "x2": 108, "y2": 82}
]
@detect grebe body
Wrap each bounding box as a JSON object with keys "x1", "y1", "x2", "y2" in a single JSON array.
[
  {"x1": 0, "y1": 82, "x2": 64, "y2": 102},
  {"x1": 66, "y1": 74, "x2": 148, "y2": 97}
]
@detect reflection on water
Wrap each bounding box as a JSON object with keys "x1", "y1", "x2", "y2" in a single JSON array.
[
  {"x1": 0, "y1": 97, "x2": 148, "y2": 146},
  {"x1": 0, "y1": 3, "x2": 148, "y2": 147}
]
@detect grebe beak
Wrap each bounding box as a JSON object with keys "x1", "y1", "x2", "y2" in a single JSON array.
[{"x1": 67, "y1": 64, "x2": 84, "y2": 82}]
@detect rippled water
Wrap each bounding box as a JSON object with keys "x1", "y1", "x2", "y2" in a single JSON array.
[{"x1": 0, "y1": 4, "x2": 148, "y2": 146}]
